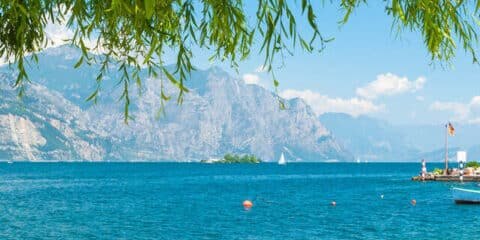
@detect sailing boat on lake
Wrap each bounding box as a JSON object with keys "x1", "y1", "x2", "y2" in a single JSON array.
[{"x1": 278, "y1": 152, "x2": 286, "y2": 165}]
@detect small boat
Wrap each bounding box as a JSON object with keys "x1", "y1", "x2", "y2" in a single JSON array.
[
  {"x1": 278, "y1": 153, "x2": 286, "y2": 165},
  {"x1": 7, "y1": 161, "x2": 12, "y2": 164},
  {"x1": 452, "y1": 187, "x2": 480, "y2": 204}
]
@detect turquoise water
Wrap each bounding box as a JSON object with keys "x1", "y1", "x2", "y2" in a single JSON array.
[{"x1": 0, "y1": 162, "x2": 478, "y2": 239}]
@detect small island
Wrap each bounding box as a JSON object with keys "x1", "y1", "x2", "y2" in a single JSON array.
[{"x1": 200, "y1": 154, "x2": 262, "y2": 164}]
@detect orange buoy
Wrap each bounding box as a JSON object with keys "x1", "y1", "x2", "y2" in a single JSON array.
[
  {"x1": 243, "y1": 200, "x2": 253, "y2": 209},
  {"x1": 411, "y1": 199, "x2": 416, "y2": 206},
  {"x1": 331, "y1": 201, "x2": 336, "y2": 206}
]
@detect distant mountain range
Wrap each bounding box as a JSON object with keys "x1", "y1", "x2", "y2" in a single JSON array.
[
  {"x1": 2, "y1": 46, "x2": 479, "y2": 162},
  {"x1": 0, "y1": 46, "x2": 352, "y2": 162},
  {"x1": 320, "y1": 113, "x2": 480, "y2": 162},
  {"x1": 319, "y1": 113, "x2": 420, "y2": 161}
]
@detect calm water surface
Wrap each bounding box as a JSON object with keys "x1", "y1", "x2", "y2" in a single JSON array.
[{"x1": 0, "y1": 162, "x2": 478, "y2": 239}]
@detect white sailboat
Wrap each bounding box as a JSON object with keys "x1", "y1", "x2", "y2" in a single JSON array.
[{"x1": 278, "y1": 153, "x2": 286, "y2": 165}]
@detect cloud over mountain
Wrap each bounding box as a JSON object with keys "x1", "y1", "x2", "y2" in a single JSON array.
[
  {"x1": 430, "y1": 96, "x2": 480, "y2": 123},
  {"x1": 280, "y1": 89, "x2": 383, "y2": 117},
  {"x1": 356, "y1": 73, "x2": 426, "y2": 99},
  {"x1": 242, "y1": 73, "x2": 261, "y2": 85}
]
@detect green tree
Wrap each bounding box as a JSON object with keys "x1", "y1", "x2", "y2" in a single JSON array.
[
  {"x1": 220, "y1": 153, "x2": 261, "y2": 163},
  {"x1": 2, "y1": 1, "x2": 480, "y2": 122},
  {"x1": 223, "y1": 153, "x2": 235, "y2": 163},
  {"x1": 466, "y1": 161, "x2": 480, "y2": 168}
]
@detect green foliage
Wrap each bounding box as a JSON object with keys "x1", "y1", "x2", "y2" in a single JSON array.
[
  {"x1": 2, "y1": 1, "x2": 480, "y2": 122},
  {"x1": 432, "y1": 168, "x2": 443, "y2": 175},
  {"x1": 219, "y1": 153, "x2": 262, "y2": 164},
  {"x1": 466, "y1": 161, "x2": 480, "y2": 169}
]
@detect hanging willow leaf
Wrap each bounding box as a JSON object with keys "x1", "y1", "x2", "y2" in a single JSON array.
[
  {"x1": 144, "y1": 0, "x2": 154, "y2": 19},
  {"x1": 74, "y1": 56, "x2": 84, "y2": 68},
  {"x1": 0, "y1": 0, "x2": 478, "y2": 123}
]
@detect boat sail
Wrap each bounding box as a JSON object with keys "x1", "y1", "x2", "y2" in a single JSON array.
[{"x1": 278, "y1": 153, "x2": 286, "y2": 165}]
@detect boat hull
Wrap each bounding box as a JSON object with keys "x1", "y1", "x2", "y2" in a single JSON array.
[{"x1": 452, "y1": 187, "x2": 480, "y2": 204}]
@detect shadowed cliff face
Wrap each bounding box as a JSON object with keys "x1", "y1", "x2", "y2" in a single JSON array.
[{"x1": 0, "y1": 46, "x2": 352, "y2": 162}]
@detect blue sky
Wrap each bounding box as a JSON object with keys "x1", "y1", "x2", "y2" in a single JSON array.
[{"x1": 177, "y1": 1, "x2": 480, "y2": 126}]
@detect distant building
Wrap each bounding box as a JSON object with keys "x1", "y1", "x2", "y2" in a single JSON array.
[{"x1": 202, "y1": 158, "x2": 221, "y2": 164}]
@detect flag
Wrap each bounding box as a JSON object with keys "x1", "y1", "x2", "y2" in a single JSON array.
[{"x1": 447, "y1": 122, "x2": 455, "y2": 136}]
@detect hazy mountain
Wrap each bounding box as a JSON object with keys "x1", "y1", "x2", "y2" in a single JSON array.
[
  {"x1": 413, "y1": 147, "x2": 460, "y2": 163},
  {"x1": 319, "y1": 113, "x2": 419, "y2": 161},
  {"x1": 319, "y1": 112, "x2": 480, "y2": 162},
  {"x1": 0, "y1": 45, "x2": 352, "y2": 162},
  {"x1": 0, "y1": 73, "x2": 106, "y2": 161},
  {"x1": 466, "y1": 145, "x2": 480, "y2": 161},
  {"x1": 398, "y1": 123, "x2": 480, "y2": 152}
]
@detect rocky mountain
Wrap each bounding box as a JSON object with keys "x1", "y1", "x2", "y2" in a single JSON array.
[
  {"x1": 319, "y1": 113, "x2": 420, "y2": 161},
  {"x1": 0, "y1": 73, "x2": 106, "y2": 160},
  {"x1": 0, "y1": 46, "x2": 352, "y2": 162}
]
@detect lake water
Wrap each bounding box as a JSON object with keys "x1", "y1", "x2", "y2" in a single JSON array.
[{"x1": 0, "y1": 162, "x2": 478, "y2": 239}]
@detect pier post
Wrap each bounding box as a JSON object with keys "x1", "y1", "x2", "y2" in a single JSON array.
[
  {"x1": 445, "y1": 124, "x2": 448, "y2": 174},
  {"x1": 459, "y1": 162, "x2": 464, "y2": 182},
  {"x1": 421, "y1": 159, "x2": 426, "y2": 181},
  {"x1": 457, "y1": 151, "x2": 467, "y2": 182}
]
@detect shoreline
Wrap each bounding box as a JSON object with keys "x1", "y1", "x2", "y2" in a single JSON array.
[{"x1": 412, "y1": 174, "x2": 480, "y2": 182}]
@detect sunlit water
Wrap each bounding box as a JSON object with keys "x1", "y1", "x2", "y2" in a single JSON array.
[{"x1": 0, "y1": 162, "x2": 478, "y2": 239}]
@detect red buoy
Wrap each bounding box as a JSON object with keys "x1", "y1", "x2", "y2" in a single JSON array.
[{"x1": 243, "y1": 200, "x2": 253, "y2": 209}]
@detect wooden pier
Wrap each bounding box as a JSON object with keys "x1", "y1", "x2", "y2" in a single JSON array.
[{"x1": 412, "y1": 175, "x2": 480, "y2": 182}]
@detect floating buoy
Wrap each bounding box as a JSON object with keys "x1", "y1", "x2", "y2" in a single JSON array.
[
  {"x1": 380, "y1": 194, "x2": 384, "y2": 199},
  {"x1": 243, "y1": 200, "x2": 253, "y2": 209},
  {"x1": 411, "y1": 199, "x2": 416, "y2": 206},
  {"x1": 331, "y1": 201, "x2": 336, "y2": 206}
]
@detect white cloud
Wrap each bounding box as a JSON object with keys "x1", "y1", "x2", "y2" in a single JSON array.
[
  {"x1": 242, "y1": 73, "x2": 261, "y2": 85},
  {"x1": 44, "y1": 21, "x2": 73, "y2": 47},
  {"x1": 280, "y1": 89, "x2": 384, "y2": 117},
  {"x1": 356, "y1": 73, "x2": 426, "y2": 99},
  {"x1": 45, "y1": 20, "x2": 99, "y2": 51},
  {"x1": 430, "y1": 101, "x2": 469, "y2": 120},
  {"x1": 241, "y1": 65, "x2": 268, "y2": 86},
  {"x1": 429, "y1": 96, "x2": 480, "y2": 123}
]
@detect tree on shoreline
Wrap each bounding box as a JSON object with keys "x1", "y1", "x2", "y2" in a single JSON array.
[{"x1": 1, "y1": 1, "x2": 480, "y2": 121}]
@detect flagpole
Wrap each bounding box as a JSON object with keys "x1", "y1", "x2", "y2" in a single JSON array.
[{"x1": 445, "y1": 123, "x2": 448, "y2": 175}]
